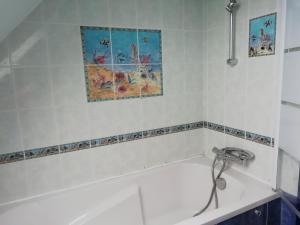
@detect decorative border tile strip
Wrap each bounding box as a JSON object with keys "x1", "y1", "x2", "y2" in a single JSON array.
[
  {"x1": 60, "y1": 140, "x2": 90, "y2": 153},
  {"x1": 0, "y1": 121, "x2": 275, "y2": 165},
  {"x1": 246, "y1": 132, "x2": 273, "y2": 146},
  {"x1": 285, "y1": 46, "x2": 300, "y2": 53},
  {"x1": 91, "y1": 136, "x2": 118, "y2": 148},
  {"x1": 25, "y1": 146, "x2": 59, "y2": 159},
  {"x1": 119, "y1": 132, "x2": 143, "y2": 143},
  {"x1": 225, "y1": 127, "x2": 245, "y2": 139},
  {"x1": 0, "y1": 152, "x2": 24, "y2": 164},
  {"x1": 208, "y1": 122, "x2": 225, "y2": 133}
]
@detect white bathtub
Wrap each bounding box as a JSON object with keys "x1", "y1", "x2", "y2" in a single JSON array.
[{"x1": 0, "y1": 157, "x2": 277, "y2": 225}]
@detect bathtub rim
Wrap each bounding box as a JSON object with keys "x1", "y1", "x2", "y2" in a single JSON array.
[{"x1": 0, "y1": 155, "x2": 278, "y2": 225}]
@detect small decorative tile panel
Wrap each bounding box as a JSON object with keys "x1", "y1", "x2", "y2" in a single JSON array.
[
  {"x1": 80, "y1": 26, "x2": 163, "y2": 102},
  {"x1": 249, "y1": 13, "x2": 277, "y2": 57}
]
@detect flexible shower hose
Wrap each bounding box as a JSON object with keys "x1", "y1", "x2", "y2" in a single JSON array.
[{"x1": 193, "y1": 156, "x2": 227, "y2": 217}]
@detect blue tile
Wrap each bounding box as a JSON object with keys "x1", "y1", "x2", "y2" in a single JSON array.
[
  {"x1": 268, "y1": 198, "x2": 281, "y2": 225},
  {"x1": 138, "y1": 29, "x2": 161, "y2": 64}
]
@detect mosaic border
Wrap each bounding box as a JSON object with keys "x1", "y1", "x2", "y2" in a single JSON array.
[{"x1": 0, "y1": 121, "x2": 275, "y2": 165}]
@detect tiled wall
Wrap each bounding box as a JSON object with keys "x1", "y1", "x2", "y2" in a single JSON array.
[
  {"x1": 203, "y1": 0, "x2": 282, "y2": 185},
  {"x1": 0, "y1": 0, "x2": 283, "y2": 204},
  {"x1": 0, "y1": 0, "x2": 206, "y2": 204}
]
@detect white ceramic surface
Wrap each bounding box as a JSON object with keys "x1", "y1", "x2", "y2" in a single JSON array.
[{"x1": 0, "y1": 157, "x2": 276, "y2": 225}]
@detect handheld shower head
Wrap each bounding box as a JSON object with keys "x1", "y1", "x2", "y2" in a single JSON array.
[{"x1": 226, "y1": 0, "x2": 239, "y2": 12}]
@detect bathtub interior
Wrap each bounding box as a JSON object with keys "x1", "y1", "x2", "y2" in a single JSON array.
[{"x1": 0, "y1": 157, "x2": 269, "y2": 225}]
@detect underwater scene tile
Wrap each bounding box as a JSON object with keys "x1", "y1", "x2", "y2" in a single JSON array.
[
  {"x1": 225, "y1": 127, "x2": 245, "y2": 139},
  {"x1": 246, "y1": 132, "x2": 272, "y2": 146},
  {"x1": 249, "y1": 13, "x2": 276, "y2": 57},
  {"x1": 85, "y1": 65, "x2": 115, "y2": 101},
  {"x1": 25, "y1": 146, "x2": 59, "y2": 159},
  {"x1": 91, "y1": 136, "x2": 118, "y2": 148},
  {"x1": 60, "y1": 140, "x2": 90, "y2": 153},
  {"x1": 170, "y1": 124, "x2": 186, "y2": 133},
  {"x1": 140, "y1": 64, "x2": 163, "y2": 97},
  {"x1": 208, "y1": 122, "x2": 224, "y2": 133},
  {"x1": 111, "y1": 28, "x2": 138, "y2": 64},
  {"x1": 80, "y1": 26, "x2": 163, "y2": 102},
  {"x1": 114, "y1": 65, "x2": 140, "y2": 99},
  {"x1": 186, "y1": 122, "x2": 204, "y2": 130},
  {"x1": 80, "y1": 26, "x2": 111, "y2": 65},
  {"x1": 143, "y1": 127, "x2": 169, "y2": 138},
  {"x1": 0, "y1": 151, "x2": 24, "y2": 164},
  {"x1": 138, "y1": 30, "x2": 162, "y2": 64},
  {"x1": 118, "y1": 132, "x2": 143, "y2": 143}
]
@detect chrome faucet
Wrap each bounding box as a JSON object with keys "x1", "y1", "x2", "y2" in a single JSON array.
[{"x1": 212, "y1": 147, "x2": 255, "y2": 166}]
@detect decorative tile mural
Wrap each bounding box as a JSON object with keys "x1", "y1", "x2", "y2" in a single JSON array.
[
  {"x1": 249, "y1": 13, "x2": 277, "y2": 57},
  {"x1": 80, "y1": 26, "x2": 163, "y2": 102}
]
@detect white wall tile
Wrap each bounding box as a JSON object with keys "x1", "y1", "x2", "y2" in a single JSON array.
[
  {"x1": 184, "y1": 31, "x2": 206, "y2": 64},
  {"x1": 282, "y1": 51, "x2": 300, "y2": 105},
  {"x1": 184, "y1": 0, "x2": 206, "y2": 31},
  {"x1": 47, "y1": 24, "x2": 82, "y2": 66},
  {"x1": 0, "y1": 111, "x2": 22, "y2": 154},
  {"x1": 246, "y1": 57, "x2": 276, "y2": 136},
  {"x1": 9, "y1": 22, "x2": 48, "y2": 66},
  {"x1": 19, "y1": 108, "x2": 58, "y2": 149},
  {"x1": 141, "y1": 97, "x2": 166, "y2": 130},
  {"x1": 50, "y1": 65, "x2": 86, "y2": 107},
  {"x1": 207, "y1": 60, "x2": 225, "y2": 124},
  {"x1": 43, "y1": 0, "x2": 80, "y2": 24},
  {"x1": 25, "y1": 154, "x2": 63, "y2": 197},
  {"x1": 165, "y1": 132, "x2": 187, "y2": 162},
  {"x1": 161, "y1": 0, "x2": 184, "y2": 29},
  {"x1": 162, "y1": 30, "x2": 184, "y2": 65},
  {"x1": 109, "y1": 0, "x2": 137, "y2": 28},
  {"x1": 0, "y1": 67, "x2": 16, "y2": 111},
  {"x1": 90, "y1": 144, "x2": 124, "y2": 180},
  {"x1": 285, "y1": 0, "x2": 300, "y2": 48},
  {"x1": 206, "y1": 0, "x2": 226, "y2": 30},
  {"x1": 185, "y1": 129, "x2": 205, "y2": 157},
  {"x1": 61, "y1": 150, "x2": 93, "y2": 187},
  {"x1": 224, "y1": 60, "x2": 247, "y2": 129},
  {"x1": 24, "y1": 2, "x2": 45, "y2": 23},
  {"x1": 248, "y1": 0, "x2": 277, "y2": 19},
  {"x1": 0, "y1": 161, "x2": 28, "y2": 203},
  {"x1": 207, "y1": 27, "x2": 226, "y2": 62},
  {"x1": 56, "y1": 106, "x2": 90, "y2": 144},
  {"x1": 14, "y1": 67, "x2": 52, "y2": 109},
  {"x1": 278, "y1": 150, "x2": 299, "y2": 196},
  {"x1": 137, "y1": 0, "x2": 162, "y2": 29},
  {"x1": 279, "y1": 104, "x2": 300, "y2": 162},
  {"x1": 0, "y1": 39, "x2": 10, "y2": 66},
  {"x1": 88, "y1": 100, "x2": 143, "y2": 139},
  {"x1": 78, "y1": 0, "x2": 109, "y2": 26}
]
